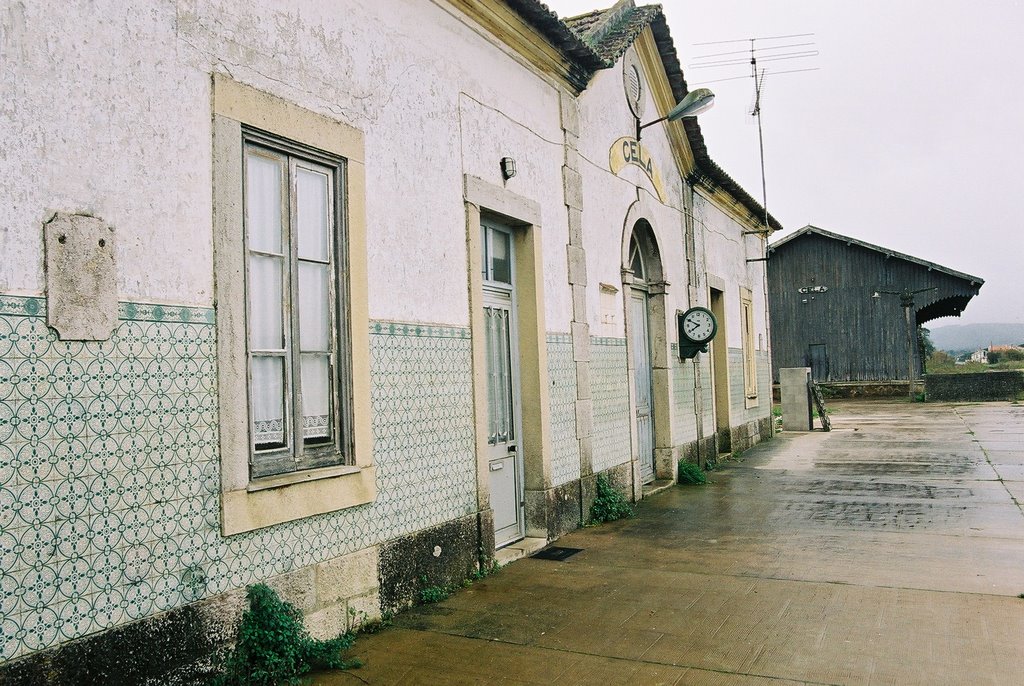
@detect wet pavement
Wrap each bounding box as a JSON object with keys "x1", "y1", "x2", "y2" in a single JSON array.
[{"x1": 313, "y1": 400, "x2": 1024, "y2": 685}]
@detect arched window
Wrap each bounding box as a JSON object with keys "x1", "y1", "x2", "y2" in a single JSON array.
[{"x1": 628, "y1": 235, "x2": 646, "y2": 283}]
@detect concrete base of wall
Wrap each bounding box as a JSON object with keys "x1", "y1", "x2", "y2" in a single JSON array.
[
  {"x1": 728, "y1": 417, "x2": 774, "y2": 455},
  {"x1": 0, "y1": 594, "x2": 236, "y2": 686},
  {"x1": 715, "y1": 427, "x2": 731, "y2": 454},
  {"x1": 524, "y1": 482, "x2": 583, "y2": 541},
  {"x1": 378, "y1": 513, "x2": 484, "y2": 616},
  {"x1": 0, "y1": 543, "x2": 382, "y2": 686},
  {"x1": 677, "y1": 435, "x2": 717, "y2": 470}
]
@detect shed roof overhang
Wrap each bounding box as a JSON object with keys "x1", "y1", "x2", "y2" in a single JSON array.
[{"x1": 917, "y1": 295, "x2": 978, "y2": 324}]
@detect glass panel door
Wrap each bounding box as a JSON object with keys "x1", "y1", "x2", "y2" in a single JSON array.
[{"x1": 481, "y1": 221, "x2": 523, "y2": 547}]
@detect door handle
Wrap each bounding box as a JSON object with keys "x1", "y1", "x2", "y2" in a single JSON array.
[{"x1": 490, "y1": 462, "x2": 504, "y2": 471}]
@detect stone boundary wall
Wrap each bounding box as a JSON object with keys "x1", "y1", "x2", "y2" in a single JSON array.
[
  {"x1": 772, "y1": 381, "x2": 922, "y2": 401},
  {"x1": 925, "y1": 371, "x2": 1024, "y2": 402}
]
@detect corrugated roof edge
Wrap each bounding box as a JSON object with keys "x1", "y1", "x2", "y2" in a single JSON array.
[{"x1": 769, "y1": 225, "x2": 985, "y2": 286}]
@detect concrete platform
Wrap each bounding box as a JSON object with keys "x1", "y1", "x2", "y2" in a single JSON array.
[{"x1": 312, "y1": 400, "x2": 1024, "y2": 685}]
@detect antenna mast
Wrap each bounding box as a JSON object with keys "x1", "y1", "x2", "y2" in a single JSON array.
[
  {"x1": 751, "y1": 40, "x2": 769, "y2": 230},
  {"x1": 690, "y1": 32, "x2": 818, "y2": 234}
]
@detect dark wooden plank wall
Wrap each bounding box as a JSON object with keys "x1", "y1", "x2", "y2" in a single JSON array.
[{"x1": 768, "y1": 234, "x2": 976, "y2": 382}]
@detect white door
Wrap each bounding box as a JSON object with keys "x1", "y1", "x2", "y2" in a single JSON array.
[
  {"x1": 630, "y1": 289, "x2": 655, "y2": 484},
  {"x1": 481, "y1": 223, "x2": 523, "y2": 546}
]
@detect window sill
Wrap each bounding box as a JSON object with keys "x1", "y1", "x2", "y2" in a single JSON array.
[
  {"x1": 222, "y1": 463, "x2": 377, "y2": 536},
  {"x1": 247, "y1": 462, "x2": 361, "y2": 493}
]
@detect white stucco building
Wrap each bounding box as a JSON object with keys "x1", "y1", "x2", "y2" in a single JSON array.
[{"x1": 0, "y1": 0, "x2": 779, "y2": 681}]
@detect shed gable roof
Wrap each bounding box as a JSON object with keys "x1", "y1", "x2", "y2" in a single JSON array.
[{"x1": 769, "y1": 225, "x2": 984, "y2": 286}]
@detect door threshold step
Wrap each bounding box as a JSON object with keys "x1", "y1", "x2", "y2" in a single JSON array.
[
  {"x1": 495, "y1": 537, "x2": 547, "y2": 567},
  {"x1": 642, "y1": 479, "x2": 674, "y2": 498}
]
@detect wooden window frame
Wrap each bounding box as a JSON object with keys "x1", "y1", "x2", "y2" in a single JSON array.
[
  {"x1": 212, "y1": 75, "x2": 375, "y2": 535},
  {"x1": 740, "y1": 290, "x2": 758, "y2": 406},
  {"x1": 242, "y1": 133, "x2": 353, "y2": 478}
]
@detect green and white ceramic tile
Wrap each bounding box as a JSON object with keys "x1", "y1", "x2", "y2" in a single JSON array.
[
  {"x1": 0, "y1": 295, "x2": 477, "y2": 661},
  {"x1": 590, "y1": 337, "x2": 631, "y2": 473},
  {"x1": 546, "y1": 335, "x2": 579, "y2": 487},
  {"x1": 672, "y1": 357, "x2": 699, "y2": 444}
]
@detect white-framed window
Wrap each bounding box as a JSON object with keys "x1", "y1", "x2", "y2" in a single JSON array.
[
  {"x1": 740, "y1": 290, "x2": 758, "y2": 402},
  {"x1": 243, "y1": 132, "x2": 350, "y2": 478}
]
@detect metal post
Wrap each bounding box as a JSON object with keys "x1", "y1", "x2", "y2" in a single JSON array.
[
  {"x1": 903, "y1": 299, "x2": 914, "y2": 400},
  {"x1": 876, "y1": 287, "x2": 935, "y2": 401}
]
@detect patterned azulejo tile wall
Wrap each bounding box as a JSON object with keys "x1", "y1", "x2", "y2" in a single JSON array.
[
  {"x1": 546, "y1": 335, "x2": 580, "y2": 488},
  {"x1": 671, "y1": 351, "x2": 699, "y2": 444},
  {"x1": 590, "y1": 337, "x2": 631, "y2": 473},
  {"x1": 727, "y1": 348, "x2": 772, "y2": 426},
  {"x1": 0, "y1": 296, "x2": 477, "y2": 662}
]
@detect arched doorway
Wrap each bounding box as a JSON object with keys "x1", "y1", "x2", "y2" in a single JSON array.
[{"x1": 624, "y1": 220, "x2": 665, "y2": 486}]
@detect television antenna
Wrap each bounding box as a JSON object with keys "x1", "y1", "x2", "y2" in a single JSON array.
[{"x1": 690, "y1": 33, "x2": 819, "y2": 235}]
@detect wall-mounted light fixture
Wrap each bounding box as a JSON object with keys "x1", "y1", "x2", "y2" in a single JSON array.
[
  {"x1": 500, "y1": 157, "x2": 516, "y2": 181},
  {"x1": 636, "y1": 88, "x2": 715, "y2": 140}
]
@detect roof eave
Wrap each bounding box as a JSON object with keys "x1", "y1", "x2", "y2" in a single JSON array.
[{"x1": 770, "y1": 225, "x2": 985, "y2": 286}]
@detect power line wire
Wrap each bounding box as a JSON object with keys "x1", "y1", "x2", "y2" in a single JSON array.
[
  {"x1": 689, "y1": 67, "x2": 820, "y2": 86},
  {"x1": 692, "y1": 42, "x2": 816, "y2": 60},
  {"x1": 691, "y1": 51, "x2": 819, "y2": 69},
  {"x1": 693, "y1": 32, "x2": 814, "y2": 46}
]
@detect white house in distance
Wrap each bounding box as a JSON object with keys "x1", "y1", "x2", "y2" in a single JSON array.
[{"x1": 0, "y1": 1, "x2": 779, "y2": 681}]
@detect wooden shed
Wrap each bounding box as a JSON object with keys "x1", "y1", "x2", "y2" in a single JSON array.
[{"x1": 767, "y1": 225, "x2": 983, "y2": 383}]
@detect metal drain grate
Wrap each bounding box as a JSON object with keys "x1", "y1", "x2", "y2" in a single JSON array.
[{"x1": 531, "y1": 546, "x2": 583, "y2": 561}]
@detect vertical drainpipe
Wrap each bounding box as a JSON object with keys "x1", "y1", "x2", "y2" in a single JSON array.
[
  {"x1": 682, "y1": 177, "x2": 705, "y2": 467},
  {"x1": 761, "y1": 229, "x2": 773, "y2": 435}
]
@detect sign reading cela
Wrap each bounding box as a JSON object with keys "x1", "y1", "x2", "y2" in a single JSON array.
[{"x1": 609, "y1": 137, "x2": 667, "y2": 203}]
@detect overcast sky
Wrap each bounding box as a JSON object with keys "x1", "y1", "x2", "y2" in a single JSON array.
[{"x1": 546, "y1": 0, "x2": 1023, "y2": 326}]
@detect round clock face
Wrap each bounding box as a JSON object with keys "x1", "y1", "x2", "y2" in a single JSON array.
[{"x1": 681, "y1": 307, "x2": 717, "y2": 343}]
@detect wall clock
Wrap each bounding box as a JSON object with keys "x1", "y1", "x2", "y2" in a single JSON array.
[{"x1": 677, "y1": 306, "x2": 718, "y2": 359}]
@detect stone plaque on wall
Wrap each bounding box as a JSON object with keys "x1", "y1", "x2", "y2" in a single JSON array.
[{"x1": 43, "y1": 212, "x2": 118, "y2": 340}]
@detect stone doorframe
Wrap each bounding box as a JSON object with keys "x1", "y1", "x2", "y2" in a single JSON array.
[
  {"x1": 463, "y1": 175, "x2": 554, "y2": 546},
  {"x1": 620, "y1": 199, "x2": 675, "y2": 499}
]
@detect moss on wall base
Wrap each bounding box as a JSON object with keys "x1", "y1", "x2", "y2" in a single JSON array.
[
  {"x1": 378, "y1": 513, "x2": 485, "y2": 617},
  {"x1": 0, "y1": 594, "x2": 241, "y2": 686}
]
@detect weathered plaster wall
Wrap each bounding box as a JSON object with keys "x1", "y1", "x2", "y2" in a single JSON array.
[
  {"x1": 0, "y1": 0, "x2": 213, "y2": 302},
  {"x1": 0, "y1": 0, "x2": 573, "y2": 328},
  {"x1": 696, "y1": 191, "x2": 769, "y2": 350},
  {"x1": 575, "y1": 54, "x2": 691, "y2": 332}
]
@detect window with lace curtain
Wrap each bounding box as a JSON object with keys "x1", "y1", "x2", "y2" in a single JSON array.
[{"x1": 243, "y1": 130, "x2": 348, "y2": 478}]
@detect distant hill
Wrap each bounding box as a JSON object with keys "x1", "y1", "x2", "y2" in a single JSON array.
[{"x1": 928, "y1": 323, "x2": 1024, "y2": 352}]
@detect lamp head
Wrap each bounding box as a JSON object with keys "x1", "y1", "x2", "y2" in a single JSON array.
[{"x1": 667, "y1": 88, "x2": 715, "y2": 121}]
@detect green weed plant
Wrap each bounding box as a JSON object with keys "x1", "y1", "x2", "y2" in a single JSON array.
[
  {"x1": 214, "y1": 584, "x2": 359, "y2": 686},
  {"x1": 677, "y1": 461, "x2": 708, "y2": 485},
  {"x1": 589, "y1": 474, "x2": 634, "y2": 523}
]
